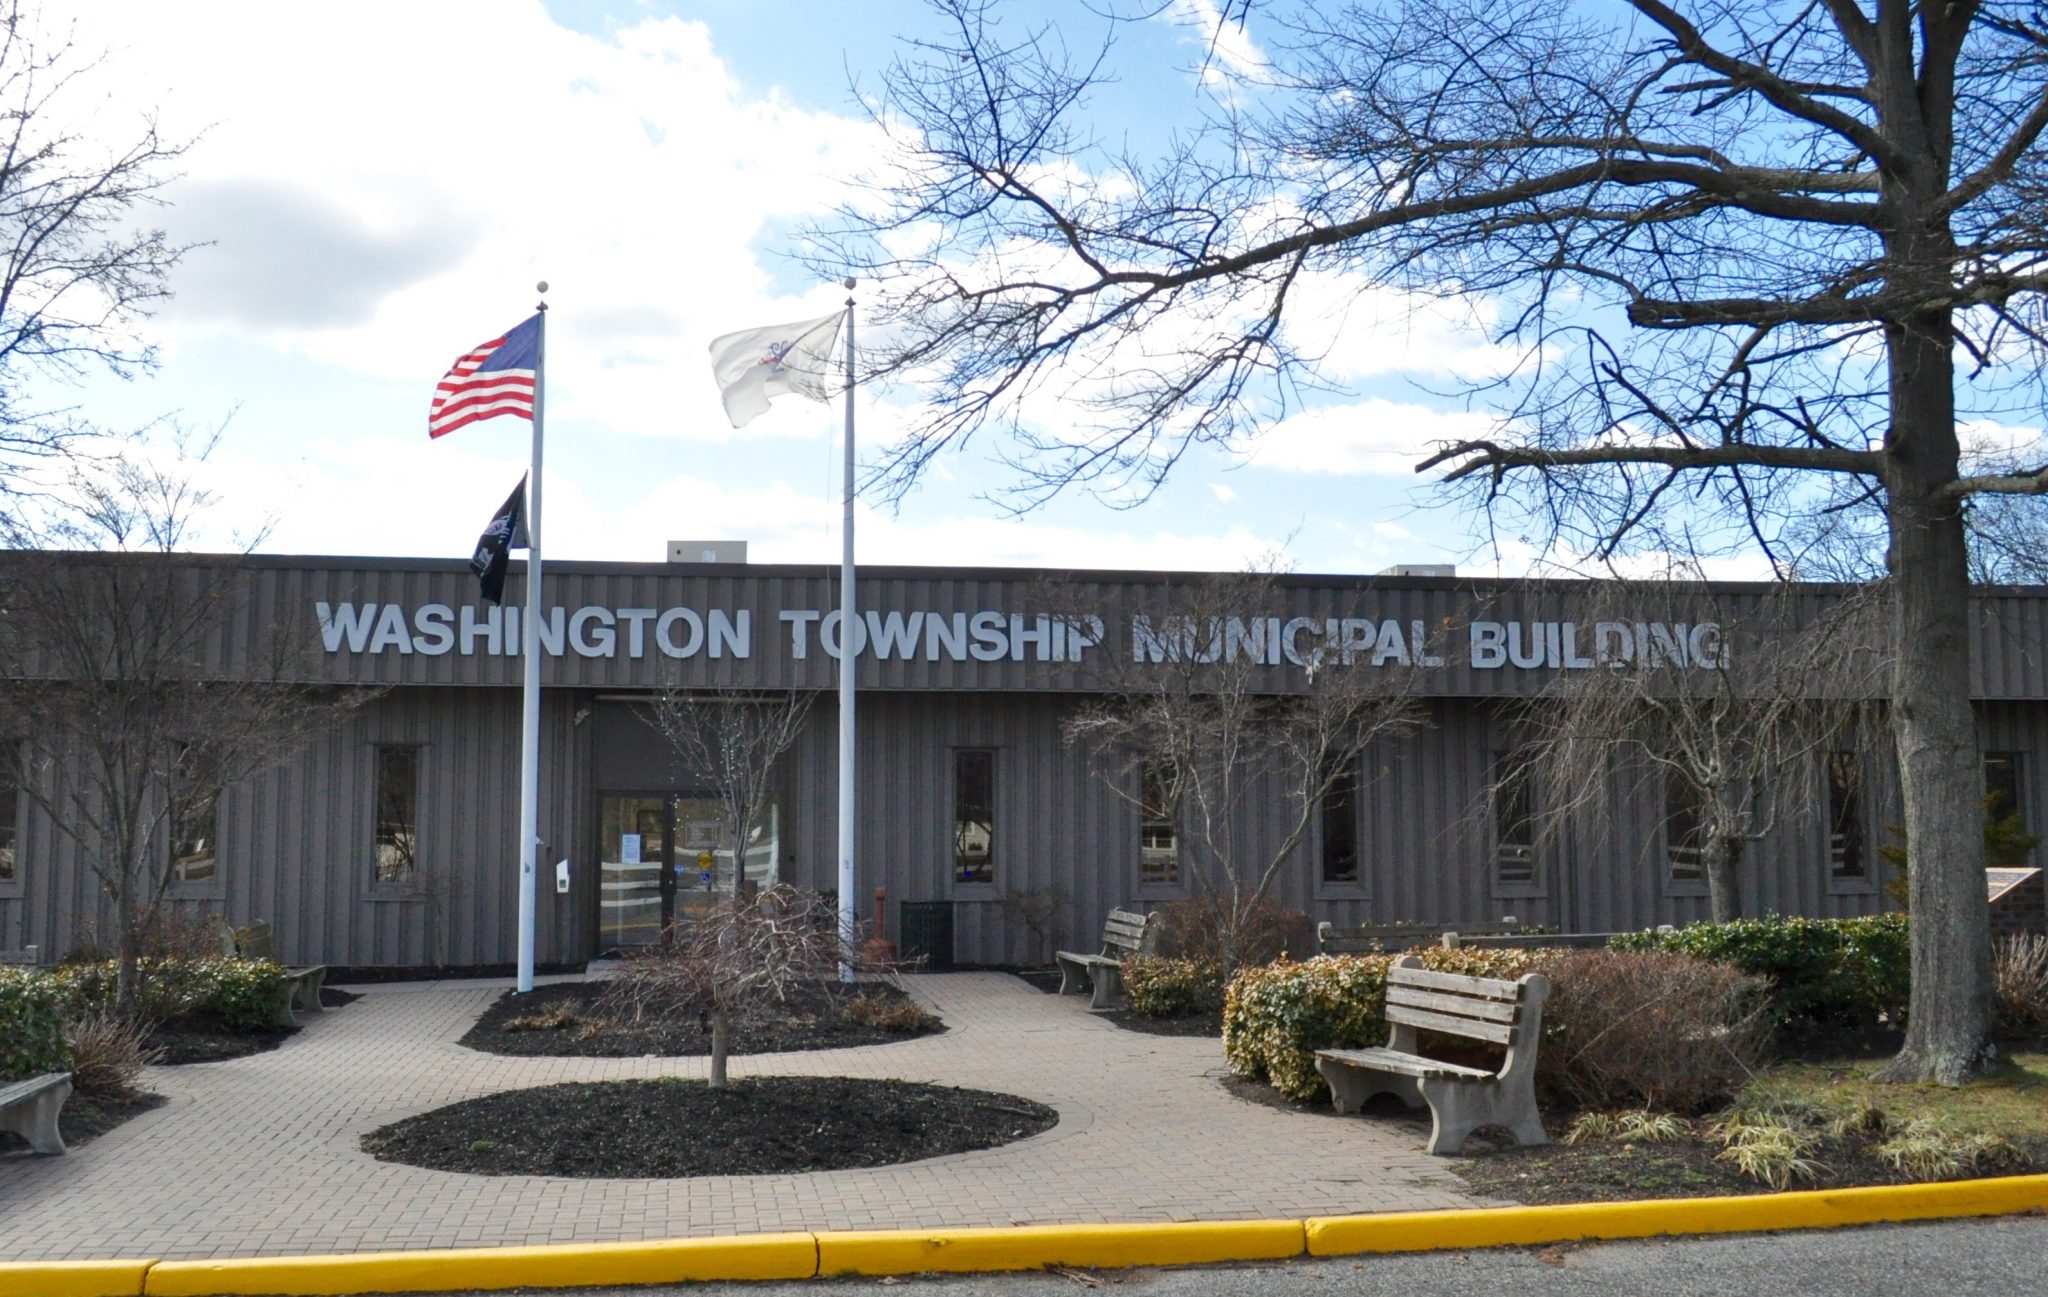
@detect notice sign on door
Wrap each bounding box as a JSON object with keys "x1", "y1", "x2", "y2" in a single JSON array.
[{"x1": 620, "y1": 834, "x2": 641, "y2": 865}]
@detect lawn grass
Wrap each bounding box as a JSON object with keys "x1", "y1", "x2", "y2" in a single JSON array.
[{"x1": 1740, "y1": 1051, "x2": 2048, "y2": 1142}]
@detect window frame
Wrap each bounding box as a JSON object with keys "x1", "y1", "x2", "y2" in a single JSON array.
[
  {"x1": 1135, "y1": 760, "x2": 1184, "y2": 896},
  {"x1": 951, "y1": 747, "x2": 996, "y2": 893},
  {"x1": 0, "y1": 741, "x2": 20, "y2": 897},
  {"x1": 166, "y1": 744, "x2": 223, "y2": 898},
  {"x1": 1661, "y1": 767, "x2": 1709, "y2": 898},
  {"x1": 1825, "y1": 748, "x2": 1876, "y2": 896},
  {"x1": 1316, "y1": 753, "x2": 1367, "y2": 897},
  {"x1": 370, "y1": 743, "x2": 423, "y2": 893},
  {"x1": 1490, "y1": 746, "x2": 1546, "y2": 899}
]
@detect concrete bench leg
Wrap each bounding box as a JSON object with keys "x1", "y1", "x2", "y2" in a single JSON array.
[
  {"x1": 1087, "y1": 963, "x2": 1123, "y2": 1011},
  {"x1": 1055, "y1": 957, "x2": 1089, "y2": 996},
  {"x1": 1418, "y1": 1077, "x2": 1549, "y2": 1156},
  {"x1": 1316, "y1": 1060, "x2": 1423, "y2": 1116},
  {"x1": 293, "y1": 969, "x2": 326, "y2": 1014},
  {"x1": 1, "y1": 1077, "x2": 70, "y2": 1156}
]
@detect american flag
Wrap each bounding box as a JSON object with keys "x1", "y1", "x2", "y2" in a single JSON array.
[{"x1": 428, "y1": 314, "x2": 541, "y2": 438}]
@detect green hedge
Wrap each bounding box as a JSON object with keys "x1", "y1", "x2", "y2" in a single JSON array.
[
  {"x1": 1610, "y1": 913, "x2": 1909, "y2": 1030},
  {"x1": 1123, "y1": 956, "x2": 1228, "y2": 1018},
  {"x1": 49, "y1": 957, "x2": 289, "y2": 1030},
  {"x1": 0, "y1": 968, "x2": 72, "y2": 1080},
  {"x1": 1223, "y1": 948, "x2": 1539, "y2": 1101}
]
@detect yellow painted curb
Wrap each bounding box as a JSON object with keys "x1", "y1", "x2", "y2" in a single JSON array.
[
  {"x1": 141, "y1": 1233, "x2": 817, "y2": 1297},
  {"x1": 1307, "y1": 1172, "x2": 2048, "y2": 1257},
  {"x1": 815, "y1": 1219, "x2": 1306, "y2": 1276},
  {"x1": 0, "y1": 1259, "x2": 154, "y2": 1297}
]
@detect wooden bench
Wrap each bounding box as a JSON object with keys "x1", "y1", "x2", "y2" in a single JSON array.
[
  {"x1": 0, "y1": 1072, "x2": 72, "y2": 1156},
  {"x1": 1054, "y1": 908, "x2": 1157, "y2": 1010},
  {"x1": 1314, "y1": 954, "x2": 1551, "y2": 1155},
  {"x1": 1316, "y1": 921, "x2": 1521, "y2": 955},
  {"x1": 272, "y1": 965, "x2": 328, "y2": 1027}
]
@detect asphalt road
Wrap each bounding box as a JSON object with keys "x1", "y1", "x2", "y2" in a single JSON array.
[{"x1": 464, "y1": 1215, "x2": 2048, "y2": 1297}]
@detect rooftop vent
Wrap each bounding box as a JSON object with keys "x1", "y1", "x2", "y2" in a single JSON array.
[
  {"x1": 1378, "y1": 563, "x2": 1456, "y2": 578},
  {"x1": 667, "y1": 540, "x2": 748, "y2": 565}
]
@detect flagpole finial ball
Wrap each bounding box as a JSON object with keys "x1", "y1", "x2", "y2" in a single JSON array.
[
  {"x1": 535, "y1": 280, "x2": 549, "y2": 294},
  {"x1": 842, "y1": 277, "x2": 855, "y2": 290}
]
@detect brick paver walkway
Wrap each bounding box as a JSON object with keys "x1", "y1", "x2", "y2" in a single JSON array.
[{"x1": 0, "y1": 973, "x2": 1480, "y2": 1261}]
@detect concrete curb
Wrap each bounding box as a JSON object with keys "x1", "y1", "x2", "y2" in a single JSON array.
[{"x1": 5, "y1": 1173, "x2": 2045, "y2": 1296}]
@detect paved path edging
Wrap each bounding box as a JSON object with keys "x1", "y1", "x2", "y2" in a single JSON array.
[{"x1": 6, "y1": 1172, "x2": 2045, "y2": 1297}]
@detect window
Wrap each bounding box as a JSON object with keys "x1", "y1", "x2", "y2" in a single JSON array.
[
  {"x1": 1985, "y1": 752, "x2": 2025, "y2": 824},
  {"x1": 0, "y1": 746, "x2": 16, "y2": 884},
  {"x1": 1492, "y1": 749, "x2": 1537, "y2": 888},
  {"x1": 953, "y1": 749, "x2": 993, "y2": 886},
  {"x1": 1827, "y1": 751, "x2": 1866, "y2": 880},
  {"x1": 1665, "y1": 770, "x2": 1705, "y2": 884},
  {"x1": 1321, "y1": 757, "x2": 1360, "y2": 884},
  {"x1": 374, "y1": 745, "x2": 421, "y2": 886},
  {"x1": 170, "y1": 745, "x2": 217, "y2": 885},
  {"x1": 1139, "y1": 763, "x2": 1181, "y2": 887}
]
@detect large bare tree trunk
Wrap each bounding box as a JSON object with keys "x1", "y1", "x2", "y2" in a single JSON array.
[{"x1": 1873, "y1": 276, "x2": 1993, "y2": 1084}]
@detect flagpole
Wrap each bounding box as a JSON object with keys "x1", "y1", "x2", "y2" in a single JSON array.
[
  {"x1": 516, "y1": 283, "x2": 549, "y2": 995},
  {"x1": 838, "y1": 279, "x2": 857, "y2": 981}
]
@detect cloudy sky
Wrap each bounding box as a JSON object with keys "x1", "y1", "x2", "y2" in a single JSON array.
[{"x1": 44, "y1": 0, "x2": 1661, "y2": 576}]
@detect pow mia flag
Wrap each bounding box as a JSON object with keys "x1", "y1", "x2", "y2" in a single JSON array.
[{"x1": 470, "y1": 475, "x2": 530, "y2": 605}]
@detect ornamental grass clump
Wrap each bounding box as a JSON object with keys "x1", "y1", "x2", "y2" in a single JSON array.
[
  {"x1": 1992, "y1": 933, "x2": 2048, "y2": 1038},
  {"x1": 1709, "y1": 1108, "x2": 1828, "y2": 1190}
]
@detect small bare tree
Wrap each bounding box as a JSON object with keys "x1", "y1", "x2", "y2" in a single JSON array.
[
  {"x1": 1060, "y1": 572, "x2": 1426, "y2": 971},
  {"x1": 594, "y1": 886, "x2": 845, "y2": 1088},
  {"x1": 1508, "y1": 582, "x2": 1888, "y2": 922},
  {"x1": 0, "y1": 449, "x2": 374, "y2": 1016},
  {"x1": 643, "y1": 689, "x2": 815, "y2": 897}
]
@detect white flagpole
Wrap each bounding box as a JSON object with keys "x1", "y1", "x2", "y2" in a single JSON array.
[
  {"x1": 838, "y1": 278, "x2": 857, "y2": 981},
  {"x1": 516, "y1": 282, "x2": 549, "y2": 995}
]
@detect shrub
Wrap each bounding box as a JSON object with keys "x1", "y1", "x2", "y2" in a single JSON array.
[
  {"x1": 1223, "y1": 948, "x2": 1537, "y2": 1102},
  {"x1": 64, "y1": 1008, "x2": 162, "y2": 1096},
  {"x1": 1612, "y1": 914, "x2": 1909, "y2": 1031},
  {"x1": 1123, "y1": 956, "x2": 1227, "y2": 1018},
  {"x1": 1993, "y1": 933, "x2": 2048, "y2": 1038},
  {"x1": 841, "y1": 992, "x2": 941, "y2": 1033},
  {"x1": 1537, "y1": 949, "x2": 1771, "y2": 1114},
  {"x1": 49, "y1": 957, "x2": 289, "y2": 1030},
  {"x1": 0, "y1": 968, "x2": 71, "y2": 1080},
  {"x1": 1156, "y1": 896, "x2": 1314, "y2": 967}
]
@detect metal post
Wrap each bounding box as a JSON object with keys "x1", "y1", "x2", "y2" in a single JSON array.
[
  {"x1": 515, "y1": 284, "x2": 548, "y2": 994},
  {"x1": 838, "y1": 280, "x2": 857, "y2": 980}
]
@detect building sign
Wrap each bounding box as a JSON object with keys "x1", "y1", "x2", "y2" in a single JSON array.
[{"x1": 314, "y1": 600, "x2": 1722, "y2": 671}]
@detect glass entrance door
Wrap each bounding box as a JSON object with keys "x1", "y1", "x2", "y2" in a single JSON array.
[
  {"x1": 596, "y1": 792, "x2": 787, "y2": 948},
  {"x1": 599, "y1": 796, "x2": 670, "y2": 949}
]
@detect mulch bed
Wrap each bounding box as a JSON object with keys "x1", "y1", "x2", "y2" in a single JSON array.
[
  {"x1": 329, "y1": 963, "x2": 584, "y2": 984},
  {"x1": 0, "y1": 1089, "x2": 167, "y2": 1157},
  {"x1": 1099, "y1": 1008, "x2": 1222, "y2": 1037},
  {"x1": 361, "y1": 1076, "x2": 1057, "y2": 1178},
  {"x1": 458, "y1": 981, "x2": 944, "y2": 1058},
  {"x1": 1456, "y1": 1128, "x2": 2048, "y2": 1204},
  {"x1": 148, "y1": 986, "x2": 356, "y2": 1065}
]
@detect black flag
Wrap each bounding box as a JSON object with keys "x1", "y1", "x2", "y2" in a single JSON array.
[{"x1": 469, "y1": 475, "x2": 529, "y2": 605}]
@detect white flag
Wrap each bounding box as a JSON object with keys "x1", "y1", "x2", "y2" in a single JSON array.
[{"x1": 707, "y1": 312, "x2": 845, "y2": 428}]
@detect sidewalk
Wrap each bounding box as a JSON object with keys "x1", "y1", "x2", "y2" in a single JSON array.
[{"x1": 0, "y1": 972, "x2": 1480, "y2": 1261}]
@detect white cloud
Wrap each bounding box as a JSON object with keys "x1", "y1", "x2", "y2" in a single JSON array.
[
  {"x1": 1372, "y1": 521, "x2": 1415, "y2": 540},
  {"x1": 1247, "y1": 398, "x2": 1498, "y2": 474},
  {"x1": 1210, "y1": 482, "x2": 1238, "y2": 503}
]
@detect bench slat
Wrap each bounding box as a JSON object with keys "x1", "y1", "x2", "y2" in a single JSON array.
[
  {"x1": 0, "y1": 1073, "x2": 70, "y2": 1104},
  {"x1": 1317, "y1": 1048, "x2": 1496, "y2": 1081},
  {"x1": 1388, "y1": 966, "x2": 1522, "y2": 1000},
  {"x1": 1386, "y1": 985, "x2": 1520, "y2": 1022},
  {"x1": 1386, "y1": 1003, "x2": 1516, "y2": 1044}
]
